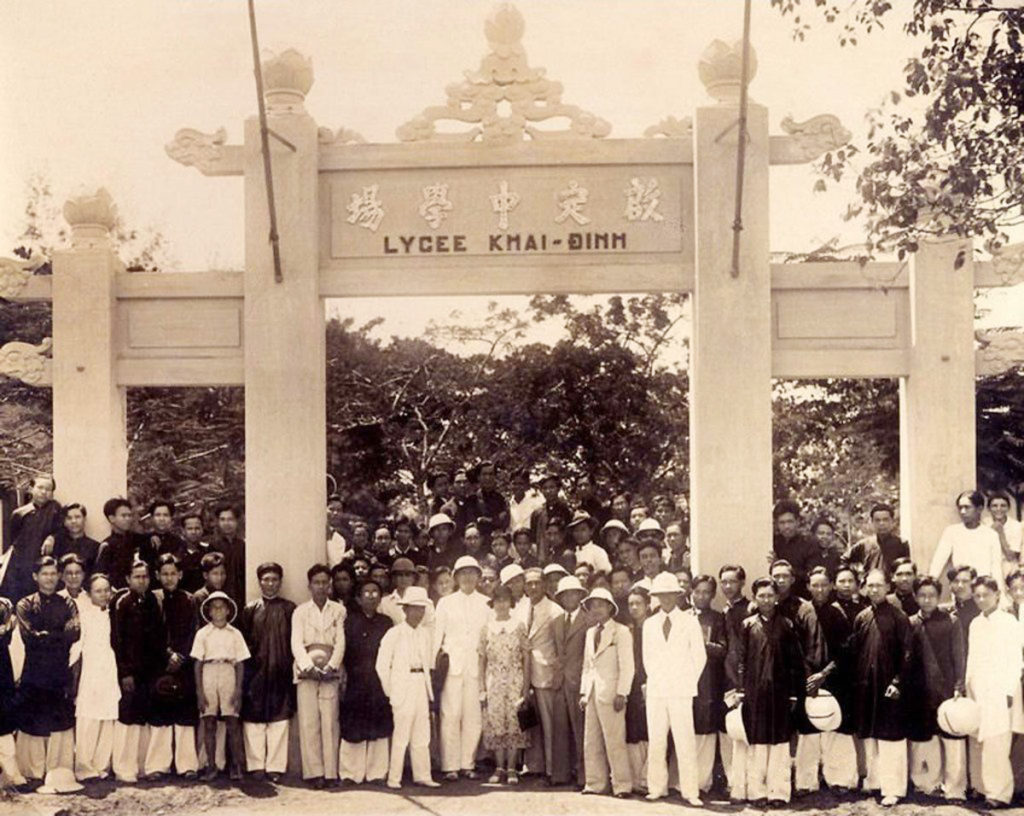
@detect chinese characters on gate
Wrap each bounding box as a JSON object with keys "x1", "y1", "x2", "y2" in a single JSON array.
[{"x1": 343, "y1": 177, "x2": 666, "y2": 255}]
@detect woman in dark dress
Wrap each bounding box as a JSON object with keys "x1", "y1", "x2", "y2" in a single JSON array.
[
  {"x1": 339, "y1": 579, "x2": 394, "y2": 783},
  {"x1": 625, "y1": 587, "x2": 649, "y2": 793}
]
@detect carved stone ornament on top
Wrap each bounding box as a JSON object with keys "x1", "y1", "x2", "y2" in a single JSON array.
[
  {"x1": 976, "y1": 330, "x2": 1024, "y2": 376},
  {"x1": 166, "y1": 127, "x2": 230, "y2": 174},
  {"x1": 63, "y1": 188, "x2": 117, "y2": 249},
  {"x1": 990, "y1": 242, "x2": 1024, "y2": 286},
  {"x1": 261, "y1": 48, "x2": 313, "y2": 115},
  {"x1": 0, "y1": 256, "x2": 46, "y2": 300},
  {"x1": 0, "y1": 337, "x2": 52, "y2": 386},
  {"x1": 396, "y1": 3, "x2": 611, "y2": 144}
]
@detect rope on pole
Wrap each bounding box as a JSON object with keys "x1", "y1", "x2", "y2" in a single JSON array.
[
  {"x1": 730, "y1": 0, "x2": 753, "y2": 279},
  {"x1": 247, "y1": 0, "x2": 285, "y2": 284}
]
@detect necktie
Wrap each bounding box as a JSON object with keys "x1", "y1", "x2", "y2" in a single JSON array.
[
  {"x1": 662, "y1": 614, "x2": 672, "y2": 640},
  {"x1": 565, "y1": 611, "x2": 572, "y2": 627},
  {"x1": 594, "y1": 622, "x2": 604, "y2": 651}
]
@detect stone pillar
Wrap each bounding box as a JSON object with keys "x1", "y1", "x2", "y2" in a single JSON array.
[
  {"x1": 243, "y1": 49, "x2": 326, "y2": 604},
  {"x1": 51, "y1": 189, "x2": 128, "y2": 539},
  {"x1": 689, "y1": 41, "x2": 773, "y2": 580},
  {"x1": 899, "y1": 236, "x2": 976, "y2": 568}
]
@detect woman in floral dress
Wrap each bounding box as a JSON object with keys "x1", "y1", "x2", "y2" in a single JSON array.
[{"x1": 478, "y1": 584, "x2": 531, "y2": 785}]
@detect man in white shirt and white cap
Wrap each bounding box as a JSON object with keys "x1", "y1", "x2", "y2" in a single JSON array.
[
  {"x1": 433, "y1": 556, "x2": 491, "y2": 781},
  {"x1": 376, "y1": 585, "x2": 440, "y2": 790},
  {"x1": 568, "y1": 512, "x2": 612, "y2": 575},
  {"x1": 642, "y1": 571, "x2": 706, "y2": 805}
]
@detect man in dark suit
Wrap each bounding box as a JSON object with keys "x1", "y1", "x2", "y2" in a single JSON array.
[{"x1": 552, "y1": 575, "x2": 590, "y2": 788}]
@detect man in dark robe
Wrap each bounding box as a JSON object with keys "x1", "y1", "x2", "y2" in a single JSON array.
[
  {"x1": 52, "y1": 502, "x2": 103, "y2": 578},
  {"x1": 147, "y1": 500, "x2": 186, "y2": 571},
  {"x1": 770, "y1": 500, "x2": 817, "y2": 598},
  {"x1": 726, "y1": 576, "x2": 805, "y2": 805},
  {"x1": 852, "y1": 567, "x2": 912, "y2": 806},
  {"x1": 719, "y1": 564, "x2": 752, "y2": 642},
  {"x1": 14, "y1": 556, "x2": 79, "y2": 782},
  {"x1": 210, "y1": 503, "x2": 246, "y2": 606},
  {"x1": 1, "y1": 475, "x2": 61, "y2": 603},
  {"x1": 887, "y1": 558, "x2": 920, "y2": 617},
  {"x1": 834, "y1": 566, "x2": 866, "y2": 621},
  {"x1": 239, "y1": 561, "x2": 296, "y2": 781},
  {"x1": 179, "y1": 512, "x2": 210, "y2": 594},
  {"x1": 474, "y1": 461, "x2": 510, "y2": 533},
  {"x1": 691, "y1": 575, "x2": 728, "y2": 795},
  {"x1": 95, "y1": 497, "x2": 152, "y2": 590},
  {"x1": 449, "y1": 470, "x2": 483, "y2": 541},
  {"x1": 530, "y1": 473, "x2": 572, "y2": 561},
  {"x1": 148, "y1": 553, "x2": 199, "y2": 779},
  {"x1": 906, "y1": 575, "x2": 967, "y2": 800},
  {"x1": 111, "y1": 559, "x2": 167, "y2": 783},
  {"x1": 339, "y1": 578, "x2": 394, "y2": 783},
  {"x1": 843, "y1": 504, "x2": 910, "y2": 580},
  {"x1": 941, "y1": 564, "x2": 980, "y2": 654},
  {"x1": 802, "y1": 566, "x2": 859, "y2": 792}
]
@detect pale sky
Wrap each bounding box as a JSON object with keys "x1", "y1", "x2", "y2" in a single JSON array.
[{"x1": 1, "y1": 0, "x2": 1020, "y2": 341}]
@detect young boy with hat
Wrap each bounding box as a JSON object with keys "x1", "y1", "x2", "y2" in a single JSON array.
[
  {"x1": 569, "y1": 512, "x2": 612, "y2": 575},
  {"x1": 192, "y1": 590, "x2": 250, "y2": 781}
]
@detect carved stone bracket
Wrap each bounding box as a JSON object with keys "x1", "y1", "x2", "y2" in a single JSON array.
[
  {"x1": 770, "y1": 114, "x2": 852, "y2": 165},
  {"x1": 643, "y1": 116, "x2": 693, "y2": 140},
  {"x1": 990, "y1": 242, "x2": 1024, "y2": 286},
  {"x1": 0, "y1": 337, "x2": 52, "y2": 386},
  {"x1": 976, "y1": 330, "x2": 1024, "y2": 376},
  {"x1": 318, "y1": 126, "x2": 367, "y2": 146},
  {"x1": 396, "y1": 3, "x2": 611, "y2": 144},
  {"x1": 0, "y1": 257, "x2": 45, "y2": 299},
  {"x1": 165, "y1": 127, "x2": 243, "y2": 177}
]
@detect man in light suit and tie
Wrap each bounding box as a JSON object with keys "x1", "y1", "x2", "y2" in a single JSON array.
[
  {"x1": 375, "y1": 586, "x2": 441, "y2": 790},
  {"x1": 522, "y1": 567, "x2": 571, "y2": 785},
  {"x1": 552, "y1": 575, "x2": 590, "y2": 787},
  {"x1": 642, "y1": 571, "x2": 706, "y2": 805},
  {"x1": 433, "y1": 556, "x2": 491, "y2": 780},
  {"x1": 579, "y1": 587, "x2": 635, "y2": 797}
]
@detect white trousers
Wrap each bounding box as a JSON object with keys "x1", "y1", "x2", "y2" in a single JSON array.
[
  {"x1": 15, "y1": 729, "x2": 73, "y2": 780},
  {"x1": 645, "y1": 695, "x2": 698, "y2": 799},
  {"x1": 439, "y1": 673, "x2": 482, "y2": 772},
  {"x1": 743, "y1": 742, "x2": 791, "y2": 802},
  {"x1": 909, "y1": 736, "x2": 966, "y2": 798},
  {"x1": 627, "y1": 741, "x2": 648, "y2": 792},
  {"x1": 795, "y1": 731, "x2": 858, "y2": 790},
  {"x1": 111, "y1": 722, "x2": 146, "y2": 782},
  {"x1": 583, "y1": 695, "x2": 632, "y2": 795},
  {"x1": 296, "y1": 678, "x2": 340, "y2": 780},
  {"x1": 0, "y1": 734, "x2": 24, "y2": 786},
  {"x1": 694, "y1": 732, "x2": 726, "y2": 792},
  {"x1": 863, "y1": 737, "x2": 908, "y2": 798},
  {"x1": 388, "y1": 685, "x2": 432, "y2": 787},
  {"x1": 977, "y1": 731, "x2": 1013, "y2": 804},
  {"x1": 144, "y1": 724, "x2": 198, "y2": 775},
  {"x1": 243, "y1": 720, "x2": 290, "y2": 774},
  {"x1": 75, "y1": 718, "x2": 115, "y2": 779},
  {"x1": 340, "y1": 738, "x2": 390, "y2": 783}
]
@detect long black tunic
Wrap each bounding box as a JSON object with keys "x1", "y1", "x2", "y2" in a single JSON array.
[
  {"x1": 210, "y1": 534, "x2": 246, "y2": 606},
  {"x1": 943, "y1": 598, "x2": 980, "y2": 658},
  {"x1": 53, "y1": 533, "x2": 103, "y2": 577},
  {"x1": 240, "y1": 595, "x2": 297, "y2": 723},
  {"x1": 778, "y1": 593, "x2": 825, "y2": 735},
  {"x1": 1, "y1": 501, "x2": 62, "y2": 602},
  {"x1": 150, "y1": 588, "x2": 198, "y2": 727},
  {"x1": 15, "y1": 590, "x2": 80, "y2": 735},
  {"x1": 694, "y1": 607, "x2": 727, "y2": 734},
  {"x1": 626, "y1": 620, "x2": 647, "y2": 743},
  {"x1": 0, "y1": 600, "x2": 16, "y2": 736},
  {"x1": 852, "y1": 601, "x2": 911, "y2": 741},
  {"x1": 178, "y1": 543, "x2": 209, "y2": 594},
  {"x1": 95, "y1": 531, "x2": 151, "y2": 590},
  {"x1": 727, "y1": 612, "x2": 805, "y2": 745},
  {"x1": 112, "y1": 589, "x2": 167, "y2": 725},
  {"x1": 813, "y1": 599, "x2": 856, "y2": 735},
  {"x1": 340, "y1": 611, "x2": 393, "y2": 743},
  {"x1": 905, "y1": 609, "x2": 966, "y2": 742}
]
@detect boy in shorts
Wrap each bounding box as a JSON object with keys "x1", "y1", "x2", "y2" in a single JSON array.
[{"x1": 192, "y1": 591, "x2": 250, "y2": 780}]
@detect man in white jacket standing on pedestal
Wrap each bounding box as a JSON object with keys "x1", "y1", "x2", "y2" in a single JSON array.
[
  {"x1": 642, "y1": 571, "x2": 706, "y2": 805},
  {"x1": 434, "y1": 555, "x2": 491, "y2": 780}
]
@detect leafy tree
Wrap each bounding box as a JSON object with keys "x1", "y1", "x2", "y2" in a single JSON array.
[{"x1": 772, "y1": 0, "x2": 1024, "y2": 258}]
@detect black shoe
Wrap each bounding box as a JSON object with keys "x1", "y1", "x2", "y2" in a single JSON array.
[
  {"x1": 250, "y1": 770, "x2": 266, "y2": 782},
  {"x1": 267, "y1": 772, "x2": 281, "y2": 784},
  {"x1": 310, "y1": 776, "x2": 325, "y2": 789}
]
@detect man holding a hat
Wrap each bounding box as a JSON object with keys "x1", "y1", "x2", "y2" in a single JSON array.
[
  {"x1": 552, "y1": 575, "x2": 590, "y2": 786},
  {"x1": 642, "y1": 571, "x2": 706, "y2": 805},
  {"x1": 376, "y1": 586, "x2": 439, "y2": 789},
  {"x1": 569, "y1": 512, "x2": 612, "y2": 576},
  {"x1": 579, "y1": 586, "x2": 634, "y2": 797},
  {"x1": 433, "y1": 555, "x2": 491, "y2": 780}
]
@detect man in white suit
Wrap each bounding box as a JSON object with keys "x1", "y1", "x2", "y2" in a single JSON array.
[
  {"x1": 375, "y1": 586, "x2": 440, "y2": 790},
  {"x1": 642, "y1": 571, "x2": 706, "y2": 805},
  {"x1": 579, "y1": 587, "x2": 634, "y2": 797},
  {"x1": 433, "y1": 555, "x2": 491, "y2": 780}
]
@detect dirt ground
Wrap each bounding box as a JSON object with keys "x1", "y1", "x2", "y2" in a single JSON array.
[{"x1": 5, "y1": 776, "x2": 1024, "y2": 816}]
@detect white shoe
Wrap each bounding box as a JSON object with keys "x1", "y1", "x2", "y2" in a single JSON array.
[
  {"x1": 387, "y1": 780, "x2": 401, "y2": 790},
  {"x1": 415, "y1": 779, "x2": 441, "y2": 788},
  {"x1": 881, "y1": 795, "x2": 899, "y2": 807},
  {"x1": 684, "y1": 797, "x2": 703, "y2": 807},
  {"x1": 645, "y1": 792, "x2": 665, "y2": 801}
]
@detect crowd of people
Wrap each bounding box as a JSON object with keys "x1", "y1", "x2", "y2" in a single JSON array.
[{"x1": 1, "y1": 466, "x2": 1023, "y2": 810}]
